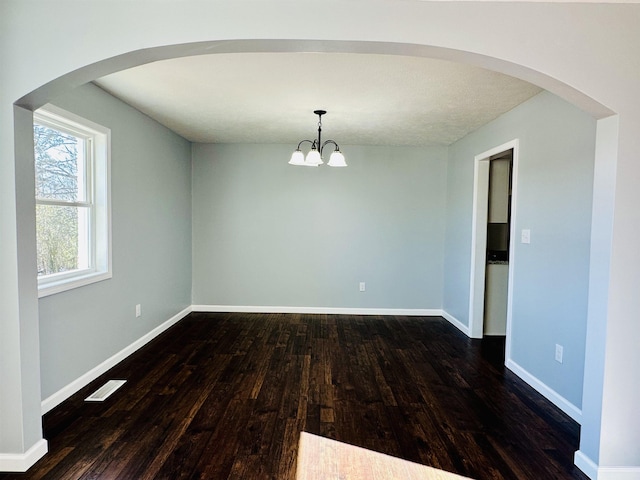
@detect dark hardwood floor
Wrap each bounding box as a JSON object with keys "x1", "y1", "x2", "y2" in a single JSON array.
[{"x1": 1, "y1": 313, "x2": 588, "y2": 479}]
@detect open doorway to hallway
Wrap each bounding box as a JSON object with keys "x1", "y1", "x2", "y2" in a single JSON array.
[
  {"x1": 468, "y1": 140, "x2": 519, "y2": 367},
  {"x1": 482, "y1": 149, "x2": 513, "y2": 337},
  {"x1": 482, "y1": 149, "x2": 513, "y2": 362}
]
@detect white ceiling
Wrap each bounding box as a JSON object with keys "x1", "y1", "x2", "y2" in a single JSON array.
[{"x1": 94, "y1": 52, "x2": 542, "y2": 147}]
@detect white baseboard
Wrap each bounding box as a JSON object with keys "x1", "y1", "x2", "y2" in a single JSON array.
[
  {"x1": 506, "y1": 358, "x2": 582, "y2": 423},
  {"x1": 575, "y1": 450, "x2": 598, "y2": 479},
  {"x1": 40, "y1": 305, "x2": 582, "y2": 431},
  {"x1": 439, "y1": 311, "x2": 583, "y2": 427},
  {"x1": 0, "y1": 439, "x2": 48, "y2": 473},
  {"x1": 41, "y1": 306, "x2": 192, "y2": 414},
  {"x1": 575, "y1": 450, "x2": 640, "y2": 480},
  {"x1": 440, "y1": 310, "x2": 471, "y2": 336},
  {"x1": 40, "y1": 305, "x2": 444, "y2": 414},
  {"x1": 438, "y1": 314, "x2": 582, "y2": 426},
  {"x1": 191, "y1": 305, "x2": 442, "y2": 316},
  {"x1": 36, "y1": 304, "x2": 640, "y2": 480},
  {"x1": 596, "y1": 467, "x2": 640, "y2": 480},
  {"x1": 600, "y1": 467, "x2": 640, "y2": 479}
]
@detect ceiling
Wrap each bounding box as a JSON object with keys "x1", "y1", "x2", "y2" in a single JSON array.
[{"x1": 94, "y1": 52, "x2": 542, "y2": 147}]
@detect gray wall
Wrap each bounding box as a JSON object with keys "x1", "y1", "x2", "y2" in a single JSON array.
[
  {"x1": 444, "y1": 91, "x2": 596, "y2": 409},
  {"x1": 38, "y1": 83, "x2": 192, "y2": 399},
  {"x1": 192, "y1": 143, "x2": 447, "y2": 309}
]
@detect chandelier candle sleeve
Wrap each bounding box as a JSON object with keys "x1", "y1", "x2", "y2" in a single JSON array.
[{"x1": 289, "y1": 110, "x2": 347, "y2": 167}]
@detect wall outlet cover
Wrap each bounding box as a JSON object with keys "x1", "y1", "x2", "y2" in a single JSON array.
[{"x1": 555, "y1": 344, "x2": 563, "y2": 363}]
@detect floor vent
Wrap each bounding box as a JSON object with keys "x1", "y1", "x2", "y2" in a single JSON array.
[{"x1": 85, "y1": 379, "x2": 127, "y2": 402}]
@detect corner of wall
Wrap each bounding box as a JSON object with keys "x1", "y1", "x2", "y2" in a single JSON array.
[
  {"x1": 0, "y1": 439, "x2": 48, "y2": 473},
  {"x1": 440, "y1": 310, "x2": 470, "y2": 336}
]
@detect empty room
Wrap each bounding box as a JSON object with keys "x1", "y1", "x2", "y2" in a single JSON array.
[{"x1": 2, "y1": 2, "x2": 639, "y2": 480}]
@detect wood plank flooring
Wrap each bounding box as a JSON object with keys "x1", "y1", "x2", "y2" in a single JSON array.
[{"x1": 0, "y1": 313, "x2": 588, "y2": 479}]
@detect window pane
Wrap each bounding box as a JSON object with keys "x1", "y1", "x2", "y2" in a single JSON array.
[
  {"x1": 36, "y1": 204, "x2": 90, "y2": 276},
  {"x1": 34, "y1": 124, "x2": 86, "y2": 202}
]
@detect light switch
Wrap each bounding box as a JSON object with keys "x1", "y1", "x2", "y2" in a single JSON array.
[{"x1": 521, "y1": 229, "x2": 531, "y2": 244}]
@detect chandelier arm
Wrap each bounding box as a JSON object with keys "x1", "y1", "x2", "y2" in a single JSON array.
[
  {"x1": 296, "y1": 139, "x2": 315, "y2": 150},
  {"x1": 320, "y1": 139, "x2": 340, "y2": 156}
]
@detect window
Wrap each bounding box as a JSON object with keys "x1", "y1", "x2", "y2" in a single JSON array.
[{"x1": 34, "y1": 105, "x2": 111, "y2": 297}]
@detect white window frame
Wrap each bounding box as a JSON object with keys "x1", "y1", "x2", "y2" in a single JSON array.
[{"x1": 34, "y1": 104, "x2": 112, "y2": 297}]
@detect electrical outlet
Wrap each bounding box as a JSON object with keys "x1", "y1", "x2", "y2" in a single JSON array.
[
  {"x1": 555, "y1": 344, "x2": 563, "y2": 363},
  {"x1": 359, "y1": 282, "x2": 366, "y2": 292},
  {"x1": 135, "y1": 304, "x2": 141, "y2": 318},
  {"x1": 521, "y1": 229, "x2": 531, "y2": 244}
]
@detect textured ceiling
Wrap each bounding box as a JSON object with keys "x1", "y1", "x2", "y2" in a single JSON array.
[{"x1": 94, "y1": 52, "x2": 542, "y2": 147}]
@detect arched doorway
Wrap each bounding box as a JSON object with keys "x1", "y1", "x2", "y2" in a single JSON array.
[{"x1": 3, "y1": 12, "x2": 621, "y2": 474}]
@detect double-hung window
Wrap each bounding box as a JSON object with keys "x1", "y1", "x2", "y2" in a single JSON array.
[{"x1": 34, "y1": 105, "x2": 111, "y2": 297}]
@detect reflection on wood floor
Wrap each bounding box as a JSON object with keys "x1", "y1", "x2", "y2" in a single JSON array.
[{"x1": 0, "y1": 312, "x2": 588, "y2": 479}]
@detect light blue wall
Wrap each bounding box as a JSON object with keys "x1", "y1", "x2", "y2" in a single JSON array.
[
  {"x1": 444, "y1": 91, "x2": 596, "y2": 408},
  {"x1": 192, "y1": 144, "x2": 447, "y2": 309},
  {"x1": 38, "y1": 83, "x2": 192, "y2": 399}
]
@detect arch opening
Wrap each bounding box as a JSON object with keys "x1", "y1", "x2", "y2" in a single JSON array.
[
  {"x1": 7, "y1": 36, "x2": 619, "y2": 476},
  {"x1": 16, "y1": 39, "x2": 614, "y2": 120}
]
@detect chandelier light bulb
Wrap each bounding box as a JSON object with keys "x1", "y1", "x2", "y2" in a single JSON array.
[
  {"x1": 327, "y1": 150, "x2": 347, "y2": 167},
  {"x1": 305, "y1": 149, "x2": 323, "y2": 166},
  {"x1": 289, "y1": 150, "x2": 306, "y2": 165}
]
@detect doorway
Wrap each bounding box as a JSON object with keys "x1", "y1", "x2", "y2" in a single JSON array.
[
  {"x1": 468, "y1": 140, "x2": 519, "y2": 365},
  {"x1": 484, "y1": 150, "x2": 512, "y2": 337}
]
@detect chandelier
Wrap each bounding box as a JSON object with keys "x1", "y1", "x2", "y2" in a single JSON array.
[{"x1": 289, "y1": 110, "x2": 347, "y2": 167}]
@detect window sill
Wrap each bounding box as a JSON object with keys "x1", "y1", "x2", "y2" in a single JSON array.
[{"x1": 38, "y1": 271, "x2": 112, "y2": 298}]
